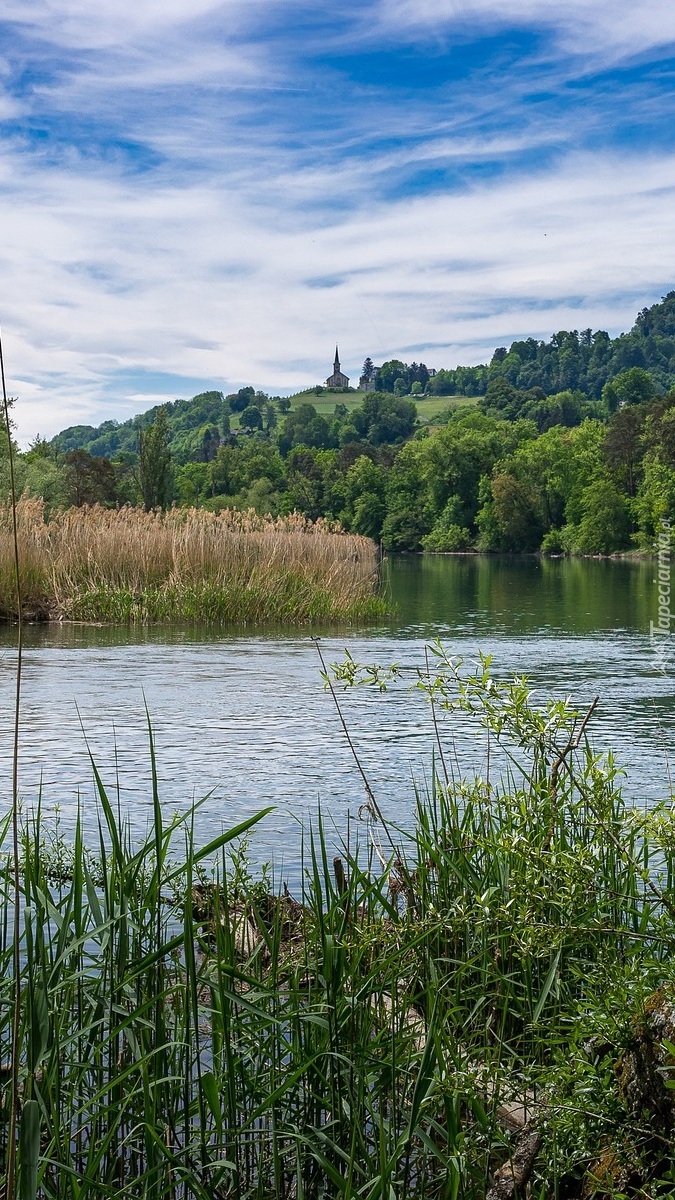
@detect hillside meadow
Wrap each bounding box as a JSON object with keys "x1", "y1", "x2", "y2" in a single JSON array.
[{"x1": 275, "y1": 388, "x2": 476, "y2": 422}]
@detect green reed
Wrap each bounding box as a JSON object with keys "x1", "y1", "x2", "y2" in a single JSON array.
[
  {"x1": 63, "y1": 578, "x2": 386, "y2": 625},
  {"x1": 1, "y1": 660, "x2": 674, "y2": 1198}
]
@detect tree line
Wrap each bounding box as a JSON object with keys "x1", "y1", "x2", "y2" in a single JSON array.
[
  {"x1": 7, "y1": 383, "x2": 673, "y2": 556},
  {"x1": 426, "y1": 290, "x2": 675, "y2": 398},
  {"x1": 5, "y1": 291, "x2": 674, "y2": 554}
]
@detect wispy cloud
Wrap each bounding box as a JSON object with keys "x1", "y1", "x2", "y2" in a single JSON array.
[
  {"x1": 1, "y1": 0, "x2": 674, "y2": 441},
  {"x1": 374, "y1": 0, "x2": 675, "y2": 62}
]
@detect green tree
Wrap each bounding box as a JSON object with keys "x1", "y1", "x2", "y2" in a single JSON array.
[
  {"x1": 240, "y1": 405, "x2": 263, "y2": 432},
  {"x1": 138, "y1": 407, "x2": 172, "y2": 511},
  {"x1": 605, "y1": 405, "x2": 646, "y2": 497},
  {"x1": 602, "y1": 380, "x2": 619, "y2": 413},
  {"x1": 342, "y1": 456, "x2": 387, "y2": 539},
  {"x1": 361, "y1": 357, "x2": 375, "y2": 383},
  {"x1": 279, "y1": 404, "x2": 335, "y2": 454},
  {"x1": 642, "y1": 394, "x2": 675, "y2": 466},
  {"x1": 376, "y1": 360, "x2": 408, "y2": 393},
  {"x1": 238, "y1": 476, "x2": 281, "y2": 515},
  {"x1": 381, "y1": 508, "x2": 428, "y2": 551},
  {"x1": 281, "y1": 447, "x2": 325, "y2": 518},
  {"x1": 573, "y1": 479, "x2": 632, "y2": 553},
  {"x1": 64, "y1": 450, "x2": 118, "y2": 508},
  {"x1": 634, "y1": 456, "x2": 675, "y2": 539},
  {"x1": 111, "y1": 451, "x2": 141, "y2": 506},
  {"x1": 26, "y1": 458, "x2": 67, "y2": 508},
  {"x1": 502, "y1": 425, "x2": 581, "y2": 531},
  {"x1": 342, "y1": 394, "x2": 417, "y2": 446},
  {"x1": 422, "y1": 496, "x2": 472, "y2": 551},
  {"x1": 494, "y1": 473, "x2": 543, "y2": 549},
  {"x1": 611, "y1": 367, "x2": 656, "y2": 407},
  {"x1": 210, "y1": 439, "x2": 284, "y2": 499},
  {"x1": 25, "y1": 433, "x2": 54, "y2": 460},
  {"x1": 175, "y1": 462, "x2": 211, "y2": 506},
  {"x1": 229, "y1": 386, "x2": 256, "y2": 413}
]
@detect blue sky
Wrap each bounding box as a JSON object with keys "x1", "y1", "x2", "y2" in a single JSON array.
[{"x1": 1, "y1": 0, "x2": 675, "y2": 442}]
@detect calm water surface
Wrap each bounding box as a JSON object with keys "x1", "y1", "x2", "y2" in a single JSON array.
[{"x1": 0, "y1": 556, "x2": 673, "y2": 881}]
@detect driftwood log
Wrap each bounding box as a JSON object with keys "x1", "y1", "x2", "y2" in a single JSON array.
[
  {"x1": 486, "y1": 1130, "x2": 542, "y2": 1200},
  {"x1": 615, "y1": 984, "x2": 675, "y2": 1131}
]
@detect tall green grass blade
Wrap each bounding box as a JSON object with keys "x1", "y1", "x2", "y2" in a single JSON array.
[{"x1": 19, "y1": 1100, "x2": 40, "y2": 1200}]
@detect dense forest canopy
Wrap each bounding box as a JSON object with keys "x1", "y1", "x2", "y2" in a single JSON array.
[
  {"x1": 6, "y1": 292, "x2": 674, "y2": 556},
  {"x1": 428, "y1": 290, "x2": 675, "y2": 398}
]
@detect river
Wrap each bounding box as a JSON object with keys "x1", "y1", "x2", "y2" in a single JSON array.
[{"x1": 0, "y1": 555, "x2": 672, "y2": 883}]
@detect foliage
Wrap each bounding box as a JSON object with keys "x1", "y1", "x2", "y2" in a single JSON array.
[
  {"x1": 279, "y1": 403, "x2": 336, "y2": 454},
  {"x1": 361, "y1": 356, "x2": 376, "y2": 384},
  {"x1": 482, "y1": 293, "x2": 675, "y2": 398},
  {"x1": 610, "y1": 367, "x2": 657, "y2": 407},
  {"x1": 375, "y1": 359, "x2": 430, "y2": 393},
  {"x1": 340, "y1": 392, "x2": 417, "y2": 446},
  {"x1": 421, "y1": 501, "x2": 472, "y2": 551},
  {"x1": 239, "y1": 404, "x2": 263, "y2": 431},
  {"x1": 21, "y1": 294, "x2": 675, "y2": 555},
  {"x1": 63, "y1": 449, "x2": 117, "y2": 507},
  {"x1": 426, "y1": 363, "x2": 489, "y2": 396},
  {"x1": 228, "y1": 385, "x2": 256, "y2": 413},
  {"x1": 3, "y1": 658, "x2": 675, "y2": 1196},
  {"x1": 138, "y1": 406, "x2": 172, "y2": 511}
]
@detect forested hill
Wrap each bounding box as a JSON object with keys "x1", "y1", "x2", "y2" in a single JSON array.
[
  {"x1": 426, "y1": 289, "x2": 675, "y2": 398},
  {"x1": 13, "y1": 290, "x2": 675, "y2": 559},
  {"x1": 52, "y1": 292, "x2": 675, "y2": 458},
  {"x1": 53, "y1": 390, "x2": 234, "y2": 463}
]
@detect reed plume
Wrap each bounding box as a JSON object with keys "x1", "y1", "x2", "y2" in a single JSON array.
[{"x1": 0, "y1": 500, "x2": 384, "y2": 623}]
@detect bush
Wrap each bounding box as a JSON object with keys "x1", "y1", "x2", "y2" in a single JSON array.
[
  {"x1": 422, "y1": 522, "x2": 472, "y2": 551},
  {"x1": 381, "y1": 508, "x2": 428, "y2": 551},
  {"x1": 541, "y1": 527, "x2": 571, "y2": 554}
]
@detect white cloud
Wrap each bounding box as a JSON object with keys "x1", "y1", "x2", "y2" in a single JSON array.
[
  {"x1": 374, "y1": 0, "x2": 675, "y2": 62},
  {"x1": 1, "y1": 0, "x2": 273, "y2": 49},
  {"x1": 2, "y1": 136, "x2": 674, "y2": 443},
  {"x1": 1, "y1": 0, "x2": 674, "y2": 445}
]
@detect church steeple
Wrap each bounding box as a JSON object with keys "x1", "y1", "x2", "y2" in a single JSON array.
[{"x1": 325, "y1": 344, "x2": 350, "y2": 390}]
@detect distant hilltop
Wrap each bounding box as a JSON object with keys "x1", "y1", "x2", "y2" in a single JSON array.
[
  {"x1": 50, "y1": 290, "x2": 675, "y2": 456},
  {"x1": 322, "y1": 291, "x2": 675, "y2": 400},
  {"x1": 323, "y1": 346, "x2": 437, "y2": 393}
]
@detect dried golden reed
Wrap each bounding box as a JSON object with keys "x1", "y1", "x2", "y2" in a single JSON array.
[{"x1": 0, "y1": 499, "x2": 383, "y2": 624}]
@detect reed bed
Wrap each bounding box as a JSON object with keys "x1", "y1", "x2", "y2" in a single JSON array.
[
  {"x1": 0, "y1": 499, "x2": 385, "y2": 624},
  {"x1": 1, "y1": 660, "x2": 674, "y2": 1198}
]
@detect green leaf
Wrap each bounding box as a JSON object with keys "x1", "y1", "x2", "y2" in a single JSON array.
[
  {"x1": 165, "y1": 807, "x2": 274, "y2": 883},
  {"x1": 19, "y1": 1099, "x2": 40, "y2": 1200},
  {"x1": 532, "y1": 948, "x2": 562, "y2": 1024},
  {"x1": 28, "y1": 986, "x2": 50, "y2": 1072},
  {"x1": 201, "y1": 1071, "x2": 222, "y2": 1135}
]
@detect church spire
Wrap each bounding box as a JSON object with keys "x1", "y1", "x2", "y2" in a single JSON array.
[{"x1": 325, "y1": 345, "x2": 350, "y2": 389}]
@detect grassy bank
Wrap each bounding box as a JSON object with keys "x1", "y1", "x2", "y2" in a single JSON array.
[
  {"x1": 279, "y1": 388, "x2": 476, "y2": 422},
  {"x1": 1, "y1": 658, "x2": 674, "y2": 1197},
  {"x1": 0, "y1": 500, "x2": 385, "y2": 625}
]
